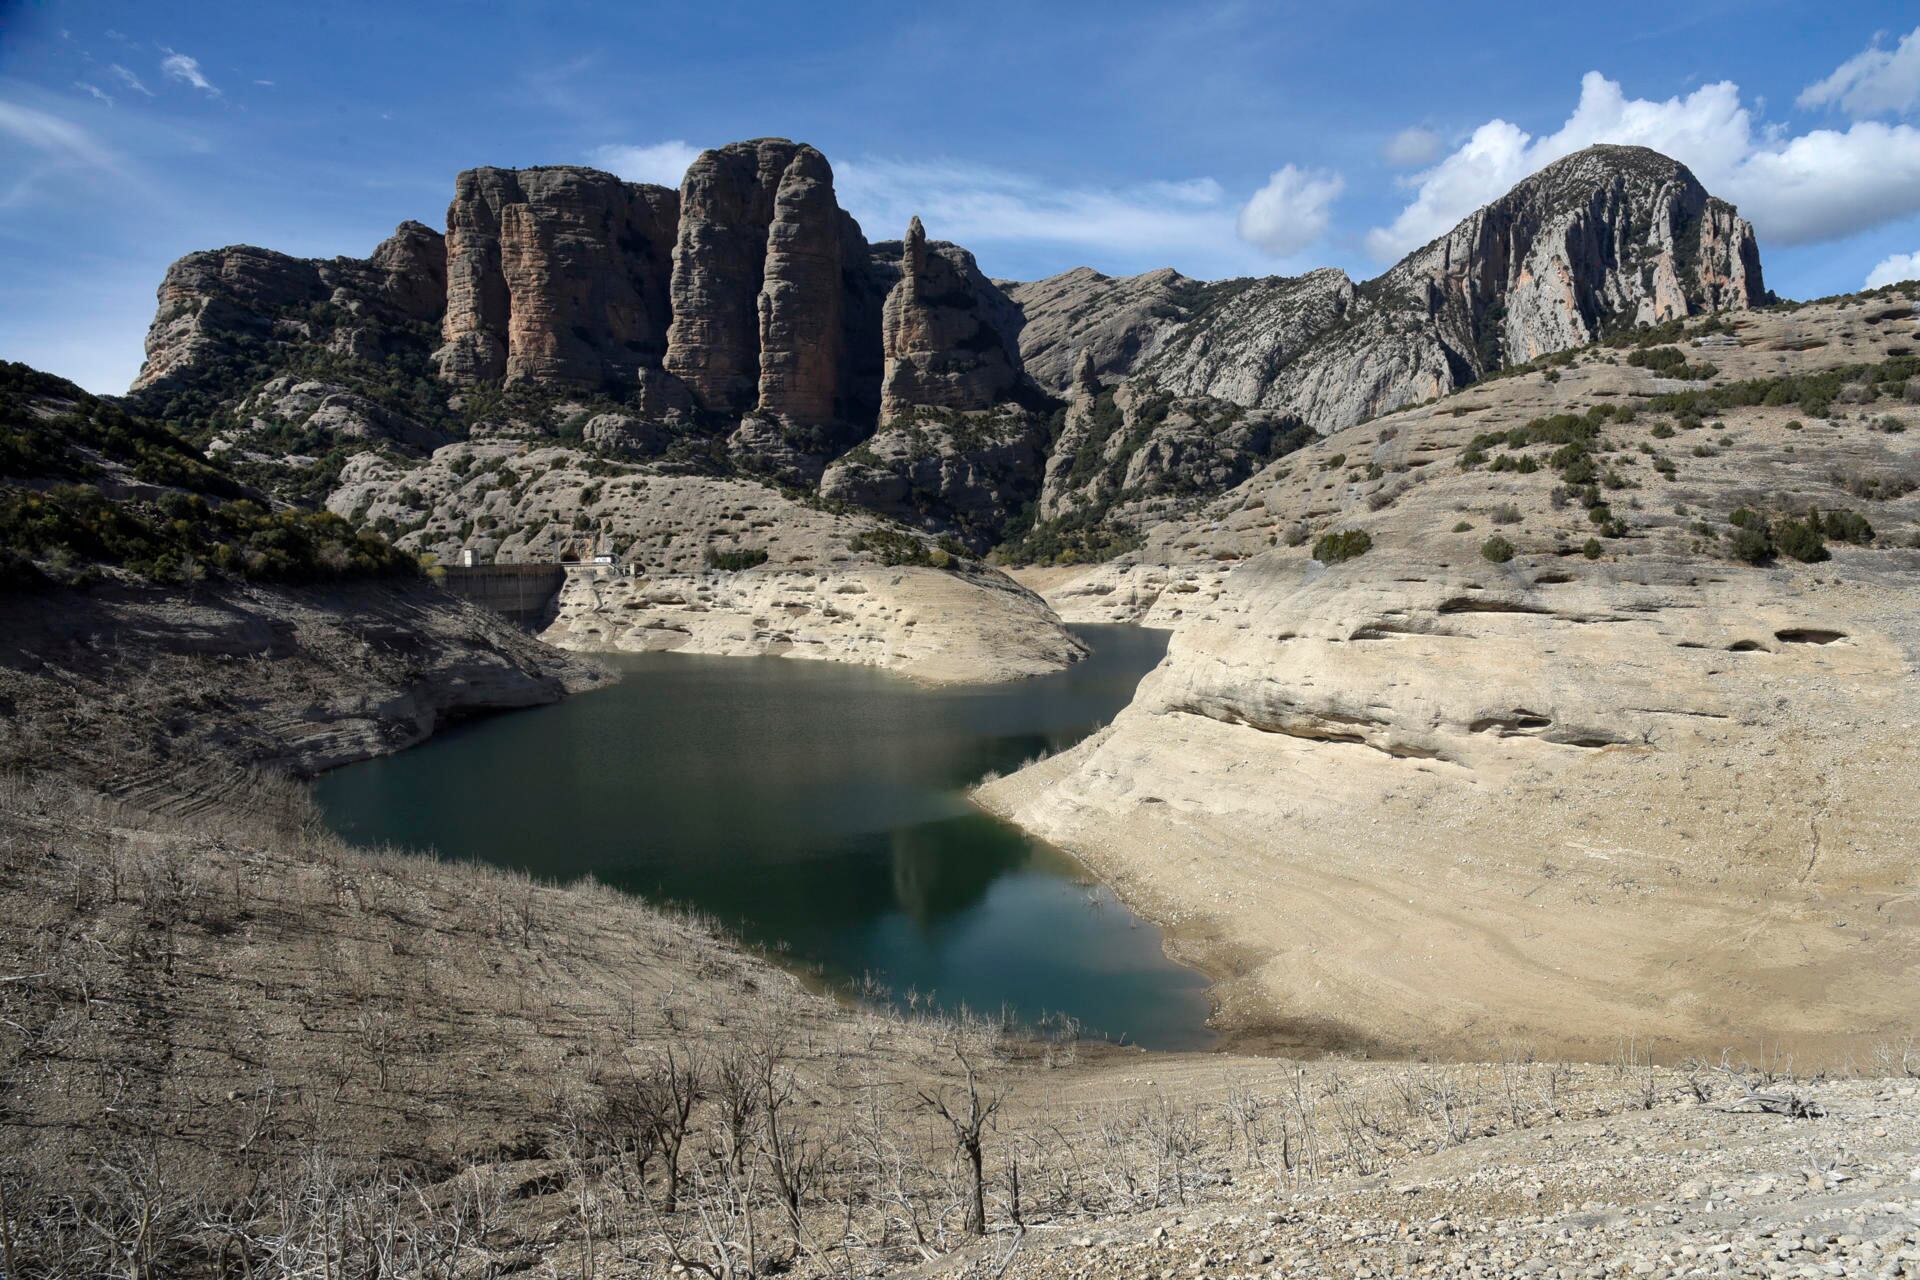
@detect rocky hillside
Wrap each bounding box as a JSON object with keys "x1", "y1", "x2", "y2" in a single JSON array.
[
  {"x1": 129, "y1": 142, "x2": 1766, "y2": 585},
  {"x1": 1006, "y1": 146, "x2": 1765, "y2": 430},
  {"x1": 984, "y1": 286, "x2": 1920, "y2": 1062}
]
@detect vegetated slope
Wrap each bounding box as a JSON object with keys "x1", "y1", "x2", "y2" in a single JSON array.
[
  {"x1": 0, "y1": 359, "x2": 605, "y2": 799},
  {"x1": 0, "y1": 361, "x2": 414, "y2": 589},
  {"x1": 984, "y1": 286, "x2": 1920, "y2": 1063}
]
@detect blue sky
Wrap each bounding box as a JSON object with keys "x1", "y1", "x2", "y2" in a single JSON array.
[{"x1": 5, "y1": 0, "x2": 1920, "y2": 393}]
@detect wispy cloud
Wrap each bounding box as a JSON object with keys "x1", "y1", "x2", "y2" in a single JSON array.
[
  {"x1": 593, "y1": 142, "x2": 1301, "y2": 275},
  {"x1": 0, "y1": 100, "x2": 120, "y2": 170},
  {"x1": 1367, "y1": 69, "x2": 1920, "y2": 261},
  {"x1": 1382, "y1": 127, "x2": 1441, "y2": 168},
  {"x1": 160, "y1": 51, "x2": 219, "y2": 97},
  {"x1": 75, "y1": 82, "x2": 113, "y2": 107},
  {"x1": 1799, "y1": 25, "x2": 1920, "y2": 119},
  {"x1": 0, "y1": 100, "x2": 125, "y2": 207},
  {"x1": 109, "y1": 65, "x2": 154, "y2": 97}
]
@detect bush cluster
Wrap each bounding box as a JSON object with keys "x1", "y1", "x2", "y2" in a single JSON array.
[
  {"x1": 1312, "y1": 528, "x2": 1372, "y2": 564},
  {"x1": 0, "y1": 486, "x2": 416, "y2": 589}
]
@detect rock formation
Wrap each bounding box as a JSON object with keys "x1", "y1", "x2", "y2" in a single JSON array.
[
  {"x1": 818, "y1": 407, "x2": 1053, "y2": 550},
  {"x1": 435, "y1": 166, "x2": 679, "y2": 389},
  {"x1": 134, "y1": 223, "x2": 446, "y2": 392},
  {"x1": 662, "y1": 140, "x2": 805, "y2": 413},
  {"x1": 1005, "y1": 146, "x2": 1765, "y2": 430},
  {"x1": 754, "y1": 146, "x2": 847, "y2": 424},
  {"x1": 134, "y1": 141, "x2": 1773, "y2": 566},
  {"x1": 878, "y1": 217, "x2": 1023, "y2": 420}
]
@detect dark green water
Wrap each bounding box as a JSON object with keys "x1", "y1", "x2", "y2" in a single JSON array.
[{"x1": 313, "y1": 625, "x2": 1214, "y2": 1050}]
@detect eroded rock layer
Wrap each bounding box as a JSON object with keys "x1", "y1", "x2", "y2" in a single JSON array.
[
  {"x1": 435, "y1": 166, "x2": 679, "y2": 389},
  {"x1": 1005, "y1": 146, "x2": 1765, "y2": 430}
]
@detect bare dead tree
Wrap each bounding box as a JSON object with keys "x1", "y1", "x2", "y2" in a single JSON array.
[{"x1": 917, "y1": 1040, "x2": 1002, "y2": 1237}]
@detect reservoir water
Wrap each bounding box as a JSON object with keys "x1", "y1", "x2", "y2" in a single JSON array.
[{"x1": 314, "y1": 624, "x2": 1214, "y2": 1050}]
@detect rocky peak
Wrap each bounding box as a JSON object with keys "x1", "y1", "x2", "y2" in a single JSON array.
[
  {"x1": 1071, "y1": 347, "x2": 1100, "y2": 398},
  {"x1": 664, "y1": 139, "x2": 808, "y2": 414},
  {"x1": 878, "y1": 218, "x2": 1022, "y2": 420},
  {"x1": 1381, "y1": 143, "x2": 1766, "y2": 369},
  {"x1": 754, "y1": 145, "x2": 847, "y2": 424},
  {"x1": 1004, "y1": 144, "x2": 1765, "y2": 432}
]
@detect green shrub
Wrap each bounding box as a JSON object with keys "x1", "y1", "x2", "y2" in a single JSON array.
[
  {"x1": 1480, "y1": 535, "x2": 1515, "y2": 563},
  {"x1": 1816, "y1": 508, "x2": 1874, "y2": 544},
  {"x1": 704, "y1": 546, "x2": 769, "y2": 571},
  {"x1": 1773, "y1": 518, "x2": 1828, "y2": 563},
  {"x1": 1312, "y1": 529, "x2": 1372, "y2": 564},
  {"x1": 1451, "y1": 520, "x2": 1473, "y2": 533},
  {"x1": 1582, "y1": 537, "x2": 1603, "y2": 559},
  {"x1": 849, "y1": 528, "x2": 932, "y2": 566}
]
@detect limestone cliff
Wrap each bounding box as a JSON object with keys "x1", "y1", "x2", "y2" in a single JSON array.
[
  {"x1": 134, "y1": 224, "x2": 446, "y2": 393},
  {"x1": 755, "y1": 146, "x2": 847, "y2": 424},
  {"x1": 878, "y1": 217, "x2": 1023, "y2": 420},
  {"x1": 1005, "y1": 145, "x2": 1766, "y2": 431}
]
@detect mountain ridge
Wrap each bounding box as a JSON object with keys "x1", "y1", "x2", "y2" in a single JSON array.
[{"x1": 125, "y1": 141, "x2": 1766, "y2": 570}]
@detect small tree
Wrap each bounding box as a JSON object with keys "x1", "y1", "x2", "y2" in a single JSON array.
[{"x1": 918, "y1": 1041, "x2": 1003, "y2": 1237}]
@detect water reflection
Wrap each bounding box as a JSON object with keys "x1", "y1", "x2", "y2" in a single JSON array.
[{"x1": 314, "y1": 625, "x2": 1215, "y2": 1049}]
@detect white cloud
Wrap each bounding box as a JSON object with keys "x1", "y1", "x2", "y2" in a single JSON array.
[
  {"x1": 75, "y1": 83, "x2": 113, "y2": 107},
  {"x1": 0, "y1": 100, "x2": 123, "y2": 207},
  {"x1": 1866, "y1": 249, "x2": 1920, "y2": 289},
  {"x1": 1235, "y1": 165, "x2": 1343, "y2": 257},
  {"x1": 161, "y1": 52, "x2": 219, "y2": 96},
  {"x1": 1383, "y1": 127, "x2": 1442, "y2": 168},
  {"x1": 0, "y1": 100, "x2": 119, "y2": 169},
  {"x1": 1800, "y1": 26, "x2": 1920, "y2": 118},
  {"x1": 1146, "y1": 177, "x2": 1226, "y2": 205},
  {"x1": 1367, "y1": 70, "x2": 1920, "y2": 262},
  {"x1": 593, "y1": 142, "x2": 1272, "y2": 272},
  {"x1": 109, "y1": 65, "x2": 153, "y2": 97},
  {"x1": 591, "y1": 140, "x2": 702, "y2": 187},
  {"x1": 831, "y1": 155, "x2": 1254, "y2": 267}
]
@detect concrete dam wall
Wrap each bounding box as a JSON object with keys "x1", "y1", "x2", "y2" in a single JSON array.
[{"x1": 438, "y1": 564, "x2": 567, "y2": 629}]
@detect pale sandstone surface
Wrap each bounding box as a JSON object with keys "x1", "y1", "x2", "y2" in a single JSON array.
[
  {"x1": 325, "y1": 433, "x2": 1087, "y2": 682},
  {"x1": 544, "y1": 562, "x2": 1087, "y2": 684},
  {"x1": 984, "y1": 295, "x2": 1920, "y2": 1065}
]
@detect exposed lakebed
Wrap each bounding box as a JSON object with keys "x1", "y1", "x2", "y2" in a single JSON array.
[{"x1": 315, "y1": 625, "x2": 1214, "y2": 1050}]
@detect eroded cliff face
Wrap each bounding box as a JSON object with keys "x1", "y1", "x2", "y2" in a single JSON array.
[
  {"x1": 1005, "y1": 146, "x2": 1766, "y2": 432},
  {"x1": 435, "y1": 166, "x2": 680, "y2": 390},
  {"x1": 135, "y1": 224, "x2": 447, "y2": 392},
  {"x1": 135, "y1": 142, "x2": 1773, "y2": 572},
  {"x1": 878, "y1": 217, "x2": 1023, "y2": 421}
]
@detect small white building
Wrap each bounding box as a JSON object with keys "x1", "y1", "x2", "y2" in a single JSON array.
[{"x1": 459, "y1": 547, "x2": 487, "y2": 567}]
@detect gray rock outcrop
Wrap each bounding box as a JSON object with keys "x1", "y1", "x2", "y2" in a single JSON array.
[
  {"x1": 1004, "y1": 145, "x2": 1766, "y2": 430},
  {"x1": 878, "y1": 217, "x2": 1023, "y2": 420}
]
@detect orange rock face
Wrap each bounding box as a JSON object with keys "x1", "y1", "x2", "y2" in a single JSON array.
[{"x1": 436, "y1": 167, "x2": 678, "y2": 390}]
